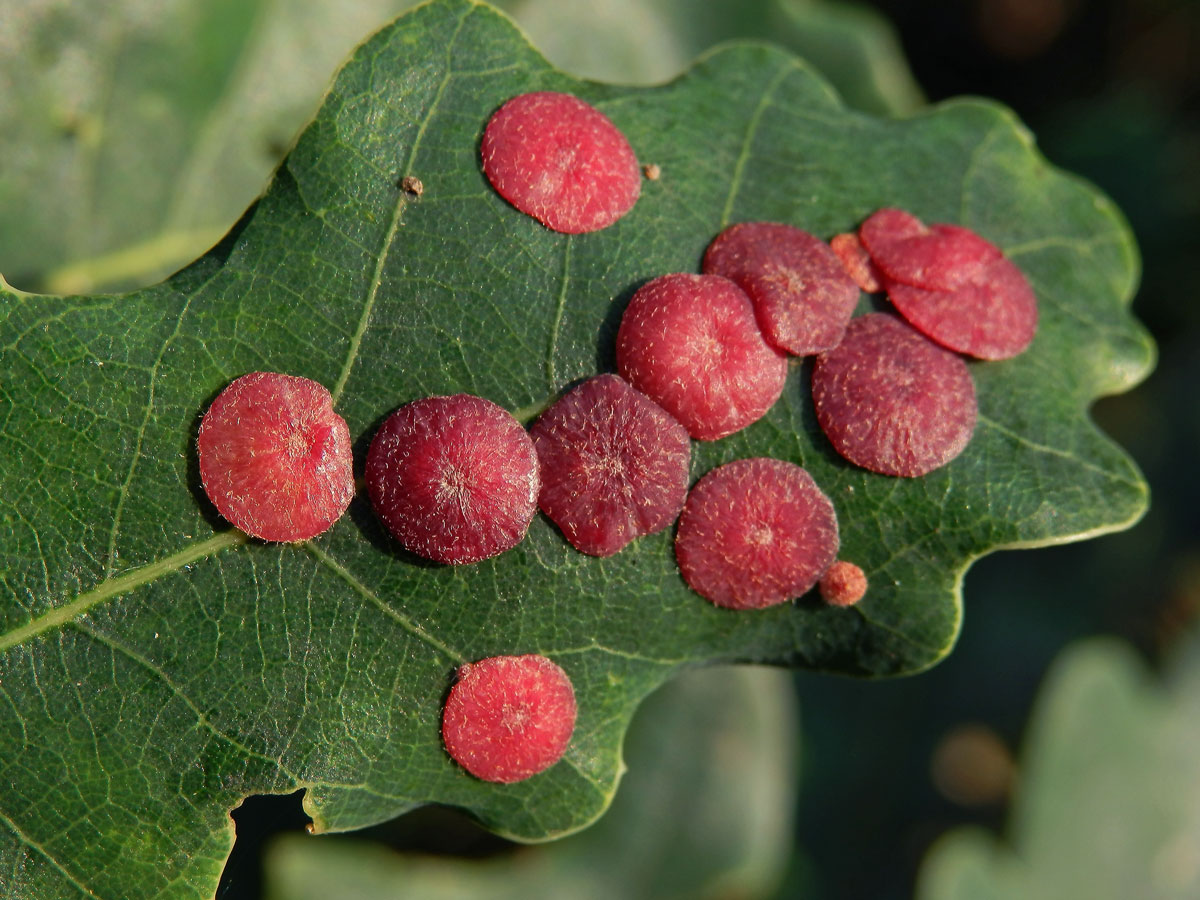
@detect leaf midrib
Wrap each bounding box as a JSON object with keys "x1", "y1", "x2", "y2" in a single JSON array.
[
  {"x1": 0, "y1": 532, "x2": 245, "y2": 654},
  {"x1": 330, "y1": 6, "x2": 468, "y2": 403}
]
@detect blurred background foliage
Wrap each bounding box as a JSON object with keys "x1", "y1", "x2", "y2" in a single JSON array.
[{"x1": 2, "y1": 0, "x2": 1198, "y2": 898}]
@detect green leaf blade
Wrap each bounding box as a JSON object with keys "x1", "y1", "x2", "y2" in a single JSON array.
[{"x1": 0, "y1": 1, "x2": 1151, "y2": 896}]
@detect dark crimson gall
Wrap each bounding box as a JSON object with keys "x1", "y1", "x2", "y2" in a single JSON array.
[
  {"x1": 675, "y1": 458, "x2": 839, "y2": 610},
  {"x1": 859, "y1": 208, "x2": 1038, "y2": 359},
  {"x1": 812, "y1": 313, "x2": 977, "y2": 477},
  {"x1": 616, "y1": 273, "x2": 788, "y2": 441},
  {"x1": 442, "y1": 654, "x2": 577, "y2": 783},
  {"x1": 884, "y1": 258, "x2": 1038, "y2": 360},
  {"x1": 703, "y1": 221, "x2": 860, "y2": 355},
  {"x1": 365, "y1": 394, "x2": 539, "y2": 564},
  {"x1": 819, "y1": 560, "x2": 868, "y2": 607},
  {"x1": 197, "y1": 372, "x2": 354, "y2": 542},
  {"x1": 860, "y1": 208, "x2": 1002, "y2": 292},
  {"x1": 530, "y1": 374, "x2": 691, "y2": 557},
  {"x1": 481, "y1": 91, "x2": 640, "y2": 233}
]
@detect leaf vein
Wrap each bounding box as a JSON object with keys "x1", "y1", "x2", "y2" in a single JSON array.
[
  {"x1": 0, "y1": 807, "x2": 102, "y2": 899},
  {"x1": 104, "y1": 292, "x2": 195, "y2": 576},
  {"x1": 329, "y1": 5, "x2": 471, "y2": 404},
  {"x1": 304, "y1": 543, "x2": 467, "y2": 665},
  {"x1": 545, "y1": 236, "x2": 572, "y2": 390},
  {"x1": 75, "y1": 622, "x2": 298, "y2": 781},
  {"x1": 976, "y1": 413, "x2": 1143, "y2": 488},
  {"x1": 0, "y1": 532, "x2": 246, "y2": 653},
  {"x1": 719, "y1": 59, "x2": 803, "y2": 227}
]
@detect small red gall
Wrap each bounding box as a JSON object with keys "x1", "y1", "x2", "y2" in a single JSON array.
[
  {"x1": 703, "y1": 222, "x2": 860, "y2": 355},
  {"x1": 829, "y1": 231, "x2": 882, "y2": 293},
  {"x1": 442, "y1": 654, "x2": 577, "y2": 784},
  {"x1": 481, "y1": 91, "x2": 641, "y2": 234},
  {"x1": 642, "y1": 163, "x2": 661, "y2": 181},
  {"x1": 675, "y1": 458, "x2": 839, "y2": 610},
  {"x1": 819, "y1": 560, "x2": 868, "y2": 607},
  {"x1": 616, "y1": 273, "x2": 788, "y2": 441},
  {"x1": 196, "y1": 372, "x2": 354, "y2": 543},
  {"x1": 858, "y1": 208, "x2": 1037, "y2": 359},
  {"x1": 812, "y1": 313, "x2": 977, "y2": 477},
  {"x1": 365, "y1": 394, "x2": 540, "y2": 564},
  {"x1": 530, "y1": 374, "x2": 691, "y2": 557}
]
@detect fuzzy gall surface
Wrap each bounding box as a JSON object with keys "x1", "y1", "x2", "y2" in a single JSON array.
[
  {"x1": 441, "y1": 654, "x2": 577, "y2": 783},
  {"x1": 616, "y1": 273, "x2": 788, "y2": 441},
  {"x1": 812, "y1": 314, "x2": 978, "y2": 477},
  {"x1": 859, "y1": 208, "x2": 1037, "y2": 359},
  {"x1": 703, "y1": 222, "x2": 860, "y2": 355},
  {"x1": 481, "y1": 91, "x2": 641, "y2": 234},
  {"x1": 830, "y1": 231, "x2": 882, "y2": 293},
  {"x1": 819, "y1": 560, "x2": 868, "y2": 607},
  {"x1": 365, "y1": 394, "x2": 539, "y2": 564},
  {"x1": 884, "y1": 257, "x2": 1038, "y2": 360},
  {"x1": 675, "y1": 458, "x2": 839, "y2": 610},
  {"x1": 196, "y1": 372, "x2": 354, "y2": 542},
  {"x1": 530, "y1": 374, "x2": 691, "y2": 557},
  {"x1": 860, "y1": 208, "x2": 1001, "y2": 292}
]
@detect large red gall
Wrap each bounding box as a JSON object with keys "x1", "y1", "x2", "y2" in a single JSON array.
[{"x1": 197, "y1": 372, "x2": 354, "y2": 543}]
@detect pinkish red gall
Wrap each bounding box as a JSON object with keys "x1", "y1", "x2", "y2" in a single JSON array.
[
  {"x1": 481, "y1": 91, "x2": 640, "y2": 234},
  {"x1": 442, "y1": 654, "x2": 577, "y2": 783},
  {"x1": 197, "y1": 372, "x2": 354, "y2": 542},
  {"x1": 675, "y1": 458, "x2": 839, "y2": 610}
]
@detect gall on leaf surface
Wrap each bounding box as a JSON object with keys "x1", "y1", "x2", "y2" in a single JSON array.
[
  {"x1": 442, "y1": 654, "x2": 577, "y2": 783},
  {"x1": 0, "y1": 0, "x2": 1151, "y2": 895},
  {"x1": 703, "y1": 221, "x2": 859, "y2": 355},
  {"x1": 675, "y1": 458, "x2": 839, "y2": 610},
  {"x1": 481, "y1": 91, "x2": 641, "y2": 233},
  {"x1": 812, "y1": 313, "x2": 978, "y2": 477},
  {"x1": 365, "y1": 393, "x2": 539, "y2": 565},
  {"x1": 197, "y1": 371, "x2": 355, "y2": 543},
  {"x1": 530, "y1": 374, "x2": 691, "y2": 557}
]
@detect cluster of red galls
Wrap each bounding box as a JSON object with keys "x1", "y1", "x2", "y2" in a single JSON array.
[{"x1": 193, "y1": 90, "x2": 1036, "y2": 785}]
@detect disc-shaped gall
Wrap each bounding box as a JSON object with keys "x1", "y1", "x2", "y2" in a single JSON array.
[
  {"x1": 884, "y1": 258, "x2": 1038, "y2": 360},
  {"x1": 442, "y1": 654, "x2": 577, "y2": 784},
  {"x1": 859, "y1": 208, "x2": 1037, "y2": 359},
  {"x1": 530, "y1": 374, "x2": 691, "y2": 557},
  {"x1": 674, "y1": 458, "x2": 840, "y2": 610},
  {"x1": 819, "y1": 560, "x2": 868, "y2": 607},
  {"x1": 365, "y1": 394, "x2": 540, "y2": 565},
  {"x1": 703, "y1": 222, "x2": 860, "y2": 355},
  {"x1": 481, "y1": 91, "x2": 641, "y2": 234},
  {"x1": 196, "y1": 372, "x2": 354, "y2": 542},
  {"x1": 812, "y1": 313, "x2": 978, "y2": 477},
  {"x1": 616, "y1": 273, "x2": 788, "y2": 441},
  {"x1": 860, "y1": 208, "x2": 1002, "y2": 292}
]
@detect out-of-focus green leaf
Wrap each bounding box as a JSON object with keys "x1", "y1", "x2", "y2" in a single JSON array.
[
  {"x1": 500, "y1": 0, "x2": 923, "y2": 113},
  {"x1": 918, "y1": 636, "x2": 1200, "y2": 900},
  {"x1": 265, "y1": 665, "x2": 797, "y2": 900},
  {"x1": 771, "y1": 0, "x2": 923, "y2": 114},
  {"x1": 0, "y1": 0, "x2": 1151, "y2": 896},
  {"x1": 0, "y1": 0, "x2": 421, "y2": 292}
]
